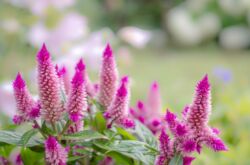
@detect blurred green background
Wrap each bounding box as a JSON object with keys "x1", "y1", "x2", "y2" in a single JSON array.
[{"x1": 1, "y1": 0, "x2": 250, "y2": 164}]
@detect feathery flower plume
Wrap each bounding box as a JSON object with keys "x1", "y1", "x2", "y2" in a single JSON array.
[
  {"x1": 104, "y1": 76, "x2": 134, "y2": 128},
  {"x1": 12, "y1": 73, "x2": 36, "y2": 124},
  {"x1": 45, "y1": 136, "x2": 68, "y2": 165},
  {"x1": 183, "y1": 156, "x2": 195, "y2": 165},
  {"x1": 98, "y1": 156, "x2": 114, "y2": 165},
  {"x1": 154, "y1": 129, "x2": 173, "y2": 165},
  {"x1": 147, "y1": 81, "x2": 162, "y2": 116},
  {"x1": 186, "y1": 75, "x2": 211, "y2": 130},
  {"x1": 99, "y1": 44, "x2": 118, "y2": 108},
  {"x1": 67, "y1": 59, "x2": 87, "y2": 123},
  {"x1": 56, "y1": 65, "x2": 71, "y2": 95},
  {"x1": 37, "y1": 44, "x2": 64, "y2": 123}
]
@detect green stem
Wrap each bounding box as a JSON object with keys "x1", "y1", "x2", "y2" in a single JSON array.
[
  {"x1": 33, "y1": 120, "x2": 47, "y2": 139},
  {"x1": 58, "y1": 120, "x2": 72, "y2": 140}
]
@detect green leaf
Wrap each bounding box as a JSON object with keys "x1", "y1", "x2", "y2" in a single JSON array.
[
  {"x1": 93, "y1": 112, "x2": 106, "y2": 132},
  {"x1": 0, "y1": 130, "x2": 43, "y2": 147},
  {"x1": 134, "y1": 120, "x2": 158, "y2": 149},
  {"x1": 21, "y1": 148, "x2": 44, "y2": 165},
  {"x1": 62, "y1": 130, "x2": 108, "y2": 141},
  {"x1": 107, "y1": 151, "x2": 134, "y2": 165},
  {"x1": 116, "y1": 127, "x2": 136, "y2": 140},
  {"x1": 19, "y1": 129, "x2": 38, "y2": 146},
  {"x1": 94, "y1": 140, "x2": 157, "y2": 165},
  {"x1": 169, "y1": 154, "x2": 183, "y2": 165},
  {"x1": 41, "y1": 122, "x2": 55, "y2": 135},
  {"x1": 67, "y1": 156, "x2": 85, "y2": 162}
]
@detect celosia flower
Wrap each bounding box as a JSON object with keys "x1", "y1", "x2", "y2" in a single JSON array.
[
  {"x1": 99, "y1": 44, "x2": 118, "y2": 108},
  {"x1": 12, "y1": 73, "x2": 36, "y2": 124},
  {"x1": 55, "y1": 65, "x2": 71, "y2": 95},
  {"x1": 37, "y1": 44, "x2": 64, "y2": 123},
  {"x1": 0, "y1": 156, "x2": 9, "y2": 165},
  {"x1": 130, "y1": 81, "x2": 164, "y2": 134},
  {"x1": 45, "y1": 136, "x2": 68, "y2": 165},
  {"x1": 75, "y1": 58, "x2": 97, "y2": 97},
  {"x1": 162, "y1": 75, "x2": 227, "y2": 164},
  {"x1": 104, "y1": 76, "x2": 134, "y2": 128},
  {"x1": 67, "y1": 59, "x2": 87, "y2": 123},
  {"x1": 154, "y1": 129, "x2": 173, "y2": 165}
]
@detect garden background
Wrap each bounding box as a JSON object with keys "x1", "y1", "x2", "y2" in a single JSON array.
[{"x1": 0, "y1": 0, "x2": 250, "y2": 164}]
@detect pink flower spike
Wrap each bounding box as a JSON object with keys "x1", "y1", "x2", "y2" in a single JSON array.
[
  {"x1": 55, "y1": 65, "x2": 66, "y2": 78},
  {"x1": 45, "y1": 136, "x2": 68, "y2": 165},
  {"x1": 187, "y1": 75, "x2": 211, "y2": 129},
  {"x1": 154, "y1": 155, "x2": 168, "y2": 165},
  {"x1": 103, "y1": 43, "x2": 112, "y2": 58},
  {"x1": 183, "y1": 156, "x2": 195, "y2": 165},
  {"x1": 99, "y1": 43, "x2": 118, "y2": 108},
  {"x1": 147, "y1": 81, "x2": 162, "y2": 115},
  {"x1": 28, "y1": 104, "x2": 41, "y2": 120},
  {"x1": 120, "y1": 117, "x2": 135, "y2": 128},
  {"x1": 165, "y1": 109, "x2": 177, "y2": 124},
  {"x1": 105, "y1": 76, "x2": 131, "y2": 128},
  {"x1": 13, "y1": 73, "x2": 35, "y2": 123},
  {"x1": 67, "y1": 68, "x2": 87, "y2": 123},
  {"x1": 205, "y1": 136, "x2": 228, "y2": 152},
  {"x1": 211, "y1": 128, "x2": 220, "y2": 135},
  {"x1": 158, "y1": 129, "x2": 173, "y2": 158},
  {"x1": 75, "y1": 58, "x2": 86, "y2": 72},
  {"x1": 37, "y1": 44, "x2": 64, "y2": 123}
]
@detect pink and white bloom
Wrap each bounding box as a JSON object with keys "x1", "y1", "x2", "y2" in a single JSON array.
[
  {"x1": 12, "y1": 73, "x2": 38, "y2": 124},
  {"x1": 99, "y1": 44, "x2": 118, "y2": 109},
  {"x1": 45, "y1": 136, "x2": 68, "y2": 165},
  {"x1": 37, "y1": 44, "x2": 64, "y2": 123},
  {"x1": 67, "y1": 59, "x2": 87, "y2": 123},
  {"x1": 104, "y1": 76, "x2": 134, "y2": 128}
]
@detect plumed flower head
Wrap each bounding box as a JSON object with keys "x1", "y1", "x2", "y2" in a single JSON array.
[
  {"x1": 147, "y1": 81, "x2": 162, "y2": 115},
  {"x1": 183, "y1": 156, "x2": 195, "y2": 165},
  {"x1": 187, "y1": 75, "x2": 211, "y2": 130},
  {"x1": 13, "y1": 73, "x2": 35, "y2": 124},
  {"x1": 99, "y1": 43, "x2": 118, "y2": 108},
  {"x1": 37, "y1": 44, "x2": 64, "y2": 123},
  {"x1": 67, "y1": 59, "x2": 87, "y2": 123},
  {"x1": 104, "y1": 76, "x2": 134, "y2": 128},
  {"x1": 45, "y1": 136, "x2": 68, "y2": 165},
  {"x1": 56, "y1": 65, "x2": 71, "y2": 95}
]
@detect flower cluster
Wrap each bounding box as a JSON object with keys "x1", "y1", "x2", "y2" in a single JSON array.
[
  {"x1": 9, "y1": 43, "x2": 227, "y2": 165},
  {"x1": 155, "y1": 75, "x2": 227, "y2": 165},
  {"x1": 130, "y1": 81, "x2": 164, "y2": 134},
  {"x1": 11, "y1": 43, "x2": 135, "y2": 164}
]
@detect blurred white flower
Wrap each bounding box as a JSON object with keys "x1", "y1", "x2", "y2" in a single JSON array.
[
  {"x1": 0, "y1": 19, "x2": 21, "y2": 33},
  {"x1": 118, "y1": 26, "x2": 152, "y2": 48},
  {"x1": 198, "y1": 13, "x2": 221, "y2": 40},
  {"x1": 27, "y1": 0, "x2": 75, "y2": 16},
  {"x1": 219, "y1": 0, "x2": 250, "y2": 17},
  {"x1": 28, "y1": 12, "x2": 88, "y2": 56},
  {"x1": 219, "y1": 25, "x2": 250, "y2": 49},
  {"x1": 167, "y1": 7, "x2": 202, "y2": 46},
  {"x1": 0, "y1": 82, "x2": 16, "y2": 118},
  {"x1": 57, "y1": 28, "x2": 116, "y2": 71}
]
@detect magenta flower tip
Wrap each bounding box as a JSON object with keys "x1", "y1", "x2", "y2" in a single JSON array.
[
  {"x1": 13, "y1": 73, "x2": 25, "y2": 89},
  {"x1": 159, "y1": 129, "x2": 169, "y2": 143},
  {"x1": 165, "y1": 109, "x2": 177, "y2": 123},
  {"x1": 152, "y1": 119, "x2": 161, "y2": 127},
  {"x1": 12, "y1": 115, "x2": 23, "y2": 125},
  {"x1": 103, "y1": 43, "x2": 113, "y2": 58},
  {"x1": 183, "y1": 156, "x2": 195, "y2": 165},
  {"x1": 151, "y1": 81, "x2": 159, "y2": 90},
  {"x1": 212, "y1": 128, "x2": 220, "y2": 135},
  {"x1": 176, "y1": 124, "x2": 187, "y2": 136},
  {"x1": 208, "y1": 137, "x2": 228, "y2": 152},
  {"x1": 46, "y1": 136, "x2": 58, "y2": 150},
  {"x1": 137, "y1": 100, "x2": 144, "y2": 110},
  {"x1": 70, "y1": 112, "x2": 83, "y2": 122},
  {"x1": 197, "y1": 74, "x2": 210, "y2": 93},
  {"x1": 37, "y1": 43, "x2": 50, "y2": 63},
  {"x1": 75, "y1": 58, "x2": 86, "y2": 72},
  {"x1": 121, "y1": 118, "x2": 135, "y2": 128},
  {"x1": 56, "y1": 65, "x2": 67, "y2": 77},
  {"x1": 71, "y1": 71, "x2": 84, "y2": 86},
  {"x1": 182, "y1": 139, "x2": 196, "y2": 153},
  {"x1": 29, "y1": 106, "x2": 41, "y2": 119},
  {"x1": 121, "y1": 76, "x2": 129, "y2": 83},
  {"x1": 117, "y1": 83, "x2": 128, "y2": 97},
  {"x1": 103, "y1": 111, "x2": 111, "y2": 119}
]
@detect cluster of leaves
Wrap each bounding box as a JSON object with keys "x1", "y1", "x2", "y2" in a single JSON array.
[{"x1": 0, "y1": 99, "x2": 168, "y2": 165}]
